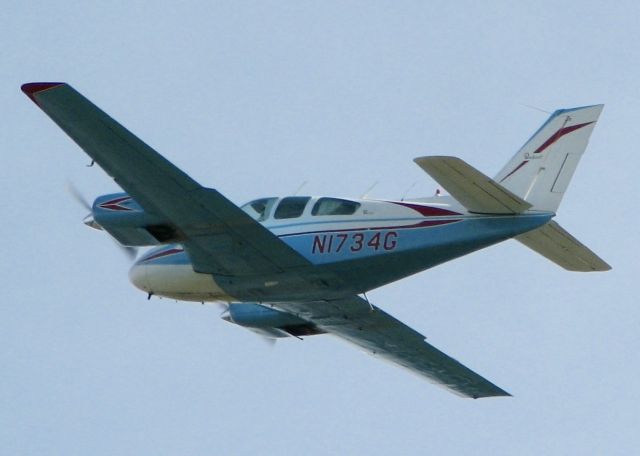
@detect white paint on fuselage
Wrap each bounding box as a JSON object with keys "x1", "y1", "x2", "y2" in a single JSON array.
[
  {"x1": 129, "y1": 263, "x2": 234, "y2": 302},
  {"x1": 262, "y1": 197, "x2": 467, "y2": 236}
]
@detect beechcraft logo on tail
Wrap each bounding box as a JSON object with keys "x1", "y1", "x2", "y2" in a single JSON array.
[{"x1": 501, "y1": 120, "x2": 594, "y2": 182}]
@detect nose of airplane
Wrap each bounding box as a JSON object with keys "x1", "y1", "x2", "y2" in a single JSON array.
[{"x1": 128, "y1": 263, "x2": 149, "y2": 292}]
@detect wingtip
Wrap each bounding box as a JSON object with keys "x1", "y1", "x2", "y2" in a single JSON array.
[
  {"x1": 472, "y1": 391, "x2": 512, "y2": 399},
  {"x1": 21, "y1": 82, "x2": 65, "y2": 104}
]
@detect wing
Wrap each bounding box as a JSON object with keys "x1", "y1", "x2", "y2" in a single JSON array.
[
  {"x1": 414, "y1": 156, "x2": 532, "y2": 214},
  {"x1": 274, "y1": 296, "x2": 510, "y2": 398},
  {"x1": 22, "y1": 82, "x2": 310, "y2": 276}
]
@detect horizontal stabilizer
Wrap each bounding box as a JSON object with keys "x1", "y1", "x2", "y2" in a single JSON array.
[
  {"x1": 516, "y1": 221, "x2": 610, "y2": 271},
  {"x1": 414, "y1": 156, "x2": 532, "y2": 214}
]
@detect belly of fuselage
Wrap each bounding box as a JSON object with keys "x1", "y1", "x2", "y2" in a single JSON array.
[{"x1": 129, "y1": 262, "x2": 235, "y2": 302}]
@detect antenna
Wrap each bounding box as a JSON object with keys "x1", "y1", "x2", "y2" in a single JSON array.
[
  {"x1": 400, "y1": 182, "x2": 417, "y2": 201},
  {"x1": 519, "y1": 103, "x2": 552, "y2": 114},
  {"x1": 361, "y1": 181, "x2": 379, "y2": 199},
  {"x1": 292, "y1": 181, "x2": 308, "y2": 196}
]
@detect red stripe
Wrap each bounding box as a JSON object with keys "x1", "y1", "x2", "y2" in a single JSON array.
[
  {"x1": 392, "y1": 201, "x2": 462, "y2": 216},
  {"x1": 279, "y1": 219, "x2": 462, "y2": 237},
  {"x1": 500, "y1": 121, "x2": 594, "y2": 183},
  {"x1": 499, "y1": 160, "x2": 529, "y2": 183},
  {"x1": 100, "y1": 204, "x2": 132, "y2": 211},
  {"x1": 533, "y1": 121, "x2": 594, "y2": 155},
  {"x1": 99, "y1": 196, "x2": 132, "y2": 211},
  {"x1": 142, "y1": 248, "x2": 184, "y2": 262},
  {"x1": 102, "y1": 196, "x2": 131, "y2": 205},
  {"x1": 21, "y1": 82, "x2": 64, "y2": 104}
]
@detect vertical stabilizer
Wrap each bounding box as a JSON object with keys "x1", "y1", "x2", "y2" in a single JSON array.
[{"x1": 494, "y1": 105, "x2": 603, "y2": 212}]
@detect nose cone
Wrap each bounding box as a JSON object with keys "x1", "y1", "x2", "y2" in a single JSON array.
[
  {"x1": 220, "y1": 308, "x2": 232, "y2": 322},
  {"x1": 128, "y1": 263, "x2": 149, "y2": 292}
]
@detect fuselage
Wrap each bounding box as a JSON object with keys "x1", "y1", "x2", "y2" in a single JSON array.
[{"x1": 129, "y1": 195, "x2": 553, "y2": 302}]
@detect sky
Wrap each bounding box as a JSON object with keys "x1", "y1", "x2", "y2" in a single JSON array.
[{"x1": 2, "y1": 1, "x2": 639, "y2": 454}]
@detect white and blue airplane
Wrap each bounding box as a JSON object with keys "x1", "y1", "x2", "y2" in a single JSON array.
[{"x1": 23, "y1": 82, "x2": 609, "y2": 398}]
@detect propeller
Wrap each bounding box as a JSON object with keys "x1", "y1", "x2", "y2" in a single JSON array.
[{"x1": 65, "y1": 181, "x2": 138, "y2": 261}]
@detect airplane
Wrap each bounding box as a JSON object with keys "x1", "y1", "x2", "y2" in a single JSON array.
[{"x1": 22, "y1": 82, "x2": 610, "y2": 399}]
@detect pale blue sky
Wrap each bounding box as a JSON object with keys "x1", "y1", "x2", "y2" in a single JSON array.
[{"x1": 2, "y1": 1, "x2": 638, "y2": 454}]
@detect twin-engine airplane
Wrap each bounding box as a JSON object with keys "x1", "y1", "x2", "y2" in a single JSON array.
[{"x1": 23, "y1": 82, "x2": 610, "y2": 398}]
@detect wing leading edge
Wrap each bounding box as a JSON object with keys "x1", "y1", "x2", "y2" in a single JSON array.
[
  {"x1": 274, "y1": 296, "x2": 510, "y2": 398},
  {"x1": 21, "y1": 82, "x2": 310, "y2": 276}
]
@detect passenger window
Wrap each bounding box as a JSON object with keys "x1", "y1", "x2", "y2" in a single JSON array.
[
  {"x1": 312, "y1": 198, "x2": 360, "y2": 216},
  {"x1": 274, "y1": 197, "x2": 311, "y2": 219},
  {"x1": 241, "y1": 197, "x2": 277, "y2": 221}
]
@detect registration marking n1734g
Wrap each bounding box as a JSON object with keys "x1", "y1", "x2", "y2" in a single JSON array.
[{"x1": 312, "y1": 231, "x2": 398, "y2": 254}]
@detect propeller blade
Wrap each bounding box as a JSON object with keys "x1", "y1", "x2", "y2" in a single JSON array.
[
  {"x1": 104, "y1": 236, "x2": 138, "y2": 262},
  {"x1": 260, "y1": 336, "x2": 277, "y2": 347},
  {"x1": 120, "y1": 244, "x2": 138, "y2": 261},
  {"x1": 65, "y1": 181, "x2": 91, "y2": 211}
]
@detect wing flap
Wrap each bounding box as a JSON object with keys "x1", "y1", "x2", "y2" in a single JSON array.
[
  {"x1": 22, "y1": 82, "x2": 310, "y2": 275},
  {"x1": 516, "y1": 220, "x2": 611, "y2": 271},
  {"x1": 275, "y1": 296, "x2": 510, "y2": 398},
  {"x1": 414, "y1": 156, "x2": 532, "y2": 214}
]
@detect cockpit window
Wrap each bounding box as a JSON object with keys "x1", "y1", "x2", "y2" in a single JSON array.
[
  {"x1": 311, "y1": 197, "x2": 360, "y2": 216},
  {"x1": 241, "y1": 197, "x2": 277, "y2": 221},
  {"x1": 274, "y1": 196, "x2": 311, "y2": 219}
]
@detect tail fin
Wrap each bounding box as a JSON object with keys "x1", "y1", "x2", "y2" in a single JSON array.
[{"x1": 494, "y1": 105, "x2": 603, "y2": 212}]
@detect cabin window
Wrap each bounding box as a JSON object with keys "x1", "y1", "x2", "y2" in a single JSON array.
[
  {"x1": 274, "y1": 196, "x2": 311, "y2": 219},
  {"x1": 241, "y1": 197, "x2": 277, "y2": 221},
  {"x1": 311, "y1": 198, "x2": 360, "y2": 216}
]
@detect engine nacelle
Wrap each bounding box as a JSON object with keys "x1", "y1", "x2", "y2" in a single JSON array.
[
  {"x1": 221, "y1": 303, "x2": 325, "y2": 338},
  {"x1": 90, "y1": 193, "x2": 179, "y2": 246}
]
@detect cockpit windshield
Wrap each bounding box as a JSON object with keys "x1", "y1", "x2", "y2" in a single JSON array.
[{"x1": 240, "y1": 197, "x2": 277, "y2": 221}]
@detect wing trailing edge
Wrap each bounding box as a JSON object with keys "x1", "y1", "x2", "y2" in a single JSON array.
[{"x1": 275, "y1": 296, "x2": 511, "y2": 399}]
